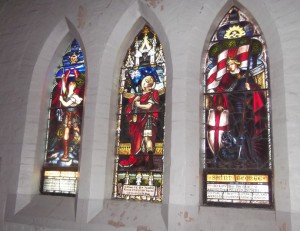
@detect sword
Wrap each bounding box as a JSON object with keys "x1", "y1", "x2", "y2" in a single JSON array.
[{"x1": 56, "y1": 65, "x2": 65, "y2": 122}]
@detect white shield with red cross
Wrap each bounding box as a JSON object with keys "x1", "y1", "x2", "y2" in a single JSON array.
[{"x1": 207, "y1": 109, "x2": 229, "y2": 155}]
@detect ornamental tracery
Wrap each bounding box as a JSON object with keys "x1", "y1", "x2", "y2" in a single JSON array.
[{"x1": 113, "y1": 26, "x2": 166, "y2": 202}]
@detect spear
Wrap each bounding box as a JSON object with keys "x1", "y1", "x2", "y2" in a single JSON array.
[{"x1": 238, "y1": 39, "x2": 253, "y2": 160}]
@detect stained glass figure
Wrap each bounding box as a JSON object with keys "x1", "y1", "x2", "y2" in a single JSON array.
[
  {"x1": 112, "y1": 26, "x2": 166, "y2": 202},
  {"x1": 203, "y1": 7, "x2": 272, "y2": 207},
  {"x1": 41, "y1": 39, "x2": 85, "y2": 195}
]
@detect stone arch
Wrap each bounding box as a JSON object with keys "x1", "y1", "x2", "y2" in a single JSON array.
[
  {"x1": 198, "y1": 0, "x2": 290, "y2": 229},
  {"x1": 12, "y1": 17, "x2": 87, "y2": 215},
  {"x1": 85, "y1": 0, "x2": 172, "y2": 226}
]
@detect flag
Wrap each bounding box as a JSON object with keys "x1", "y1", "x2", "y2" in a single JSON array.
[{"x1": 207, "y1": 45, "x2": 250, "y2": 91}]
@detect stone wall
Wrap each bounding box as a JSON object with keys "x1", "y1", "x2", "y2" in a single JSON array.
[{"x1": 0, "y1": 0, "x2": 299, "y2": 230}]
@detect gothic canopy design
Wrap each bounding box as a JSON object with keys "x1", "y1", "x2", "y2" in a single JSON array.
[{"x1": 113, "y1": 26, "x2": 167, "y2": 202}]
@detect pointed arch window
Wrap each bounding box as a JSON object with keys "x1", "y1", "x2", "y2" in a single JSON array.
[
  {"x1": 203, "y1": 7, "x2": 273, "y2": 208},
  {"x1": 112, "y1": 26, "x2": 167, "y2": 202},
  {"x1": 41, "y1": 39, "x2": 85, "y2": 196}
]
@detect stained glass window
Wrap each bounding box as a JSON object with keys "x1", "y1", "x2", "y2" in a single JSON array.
[
  {"x1": 203, "y1": 7, "x2": 273, "y2": 207},
  {"x1": 41, "y1": 39, "x2": 85, "y2": 196},
  {"x1": 112, "y1": 26, "x2": 166, "y2": 202}
]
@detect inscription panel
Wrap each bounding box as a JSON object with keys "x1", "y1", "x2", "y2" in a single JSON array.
[{"x1": 204, "y1": 173, "x2": 272, "y2": 207}]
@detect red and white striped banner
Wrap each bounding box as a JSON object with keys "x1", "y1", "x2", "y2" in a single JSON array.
[{"x1": 207, "y1": 45, "x2": 250, "y2": 91}]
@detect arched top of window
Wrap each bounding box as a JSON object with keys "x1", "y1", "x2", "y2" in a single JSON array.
[
  {"x1": 205, "y1": 7, "x2": 268, "y2": 93},
  {"x1": 203, "y1": 7, "x2": 273, "y2": 208}
]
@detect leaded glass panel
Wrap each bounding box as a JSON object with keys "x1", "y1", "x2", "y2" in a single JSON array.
[
  {"x1": 203, "y1": 7, "x2": 273, "y2": 207},
  {"x1": 41, "y1": 39, "x2": 85, "y2": 195},
  {"x1": 112, "y1": 26, "x2": 166, "y2": 202}
]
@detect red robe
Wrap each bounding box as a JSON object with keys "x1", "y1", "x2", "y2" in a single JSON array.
[
  {"x1": 213, "y1": 71, "x2": 266, "y2": 135},
  {"x1": 126, "y1": 90, "x2": 159, "y2": 156}
]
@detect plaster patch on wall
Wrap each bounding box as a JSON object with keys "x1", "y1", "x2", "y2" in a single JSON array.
[
  {"x1": 177, "y1": 211, "x2": 194, "y2": 223},
  {"x1": 105, "y1": 0, "x2": 112, "y2": 9},
  {"x1": 184, "y1": 211, "x2": 188, "y2": 219},
  {"x1": 108, "y1": 220, "x2": 125, "y2": 228},
  {"x1": 120, "y1": 210, "x2": 125, "y2": 218},
  {"x1": 77, "y1": 5, "x2": 87, "y2": 29},
  {"x1": 145, "y1": 0, "x2": 163, "y2": 9},
  {"x1": 199, "y1": 6, "x2": 204, "y2": 14},
  {"x1": 137, "y1": 226, "x2": 152, "y2": 231},
  {"x1": 279, "y1": 223, "x2": 287, "y2": 231},
  {"x1": 184, "y1": 211, "x2": 194, "y2": 222}
]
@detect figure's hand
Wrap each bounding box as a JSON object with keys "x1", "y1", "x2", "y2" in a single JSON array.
[
  {"x1": 59, "y1": 96, "x2": 64, "y2": 102},
  {"x1": 217, "y1": 106, "x2": 224, "y2": 111},
  {"x1": 133, "y1": 96, "x2": 140, "y2": 102},
  {"x1": 245, "y1": 82, "x2": 250, "y2": 90},
  {"x1": 135, "y1": 101, "x2": 140, "y2": 107}
]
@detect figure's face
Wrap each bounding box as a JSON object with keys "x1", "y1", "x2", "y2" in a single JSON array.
[
  {"x1": 70, "y1": 53, "x2": 78, "y2": 64},
  {"x1": 141, "y1": 76, "x2": 154, "y2": 92},
  {"x1": 227, "y1": 61, "x2": 238, "y2": 72},
  {"x1": 68, "y1": 81, "x2": 76, "y2": 91}
]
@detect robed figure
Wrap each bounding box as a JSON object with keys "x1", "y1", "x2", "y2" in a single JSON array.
[
  {"x1": 207, "y1": 57, "x2": 268, "y2": 165},
  {"x1": 119, "y1": 75, "x2": 159, "y2": 169}
]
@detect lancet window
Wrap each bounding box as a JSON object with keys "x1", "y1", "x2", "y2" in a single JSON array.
[
  {"x1": 113, "y1": 26, "x2": 167, "y2": 202},
  {"x1": 41, "y1": 39, "x2": 85, "y2": 196},
  {"x1": 203, "y1": 7, "x2": 273, "y2": 207}
]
